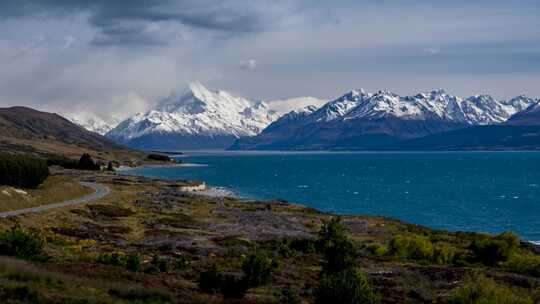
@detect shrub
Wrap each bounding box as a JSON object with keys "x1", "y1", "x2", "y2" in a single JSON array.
[
  {"x1": 470, "y1": 232, "x2": 519, "y2": 266},
  {"x1": 448, "y1": 273, "x2": 534, "y2": 304},
  {"x1": 0, "y1": 152, "x2": 49, "y2": 188},
  {"x1": 78, "y1": 153, "x2": 100, "y2": 170},
  {"x1": 366, "y1": 243, "x2": 388, "y2": 256},
  {"x1": 97, "y1": 252, "x2": 126, "y2": 267},
  {"x1": 242, "y1": 251, "x2": 273, "y2": 288},
  {"x1": 434, "y1": 244, "x2": 456, "y2": 265},
  {"x1": 280, "y1": 287, "x2": 302, "y2": 304},
  {"x1": 388, "y1": 234, "x2": 434, "y2": 261},
  {"x1": 151, "y1": 255, "x2": 169, "y2": 273},
  {"x1": 0, "y1": 286, "x2": 39, "y2": 303},
  {"x1": 108, "y1": 288, "x2": 171, "y2": 303},
  {"x1": 318, "y1": 217, "x2": 358, "y2": 273},
  {"x1": 125, "y1": 254, "x2": 141, "y2": 272},
  {"x1": 199, "y1": 264, "x2": 224, "y2": 293},
  {"x1": 173, "y1": 255, "x2": 188, "y2": 271},
  {"x1": 107, "y1": 161, "x2": 115, "y2": 172},
  {"x1": 221, "y1": 275, "x2": 248, "y2": 299},
  {"x1": 501, "y1": 252, "x2": 540, "y2": 277},
  {"x1": 289, "y1": 238, "x2": 317, "y2": 254},
  {"x1": 315, "y1": 268, "x2": 375, "y2": 304},
  {"x1": 0, "y1": 225, "x2": 45, "y2": 259}
]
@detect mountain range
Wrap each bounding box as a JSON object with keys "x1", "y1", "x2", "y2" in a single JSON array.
[
  {"x1": 106, "y1": 82, "x2": 318, "y2": 150},
  {"x1": 53, "y1": 82, "x2": 540, "y2": 151},
  {"x1": 232, "y1": 89, "x2": 539, "y2": 150},
  {"x1": 61, "y1": 113, "x2": 120, "y2": 135}
]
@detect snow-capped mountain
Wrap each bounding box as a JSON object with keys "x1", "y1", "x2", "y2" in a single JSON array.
[
  {"x1": 60, "y1": 113, "x2": 119, "y2": 135},
  {"x1": 106, "y1": 82, "x2": 280, "y2": 150},
  {"x1": 506, "y1": 99, "x2": 540, "y2": 126},
  {"x1": 232, "y1": 88, "x2": 538, "y2": 150},
  {"x1": 310, "y1": 89, "x2": 534, "y2": 125}
]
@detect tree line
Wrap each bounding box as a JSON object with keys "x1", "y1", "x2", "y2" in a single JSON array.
[
  {"x1": 0, "y1": 153, "x2": 49, "y2": 189},
  {"x1": 47, "y1": 153, "x2": 102, "y2": 171}
]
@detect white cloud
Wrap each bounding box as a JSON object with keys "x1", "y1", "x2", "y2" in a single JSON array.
[
  {"x1": 238, "y1": 59, "x2": 258, "y2": 69},
  {"x1": 267, "y1": 96, "x2": 327, "y2": 114},
  {"x1": 424, "y1": 48, "x2": 441, "y2": 55}
]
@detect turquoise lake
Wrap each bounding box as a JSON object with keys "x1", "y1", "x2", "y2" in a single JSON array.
[{"x1": 124, "y1": 151, "x2": 540, "y2": 242}]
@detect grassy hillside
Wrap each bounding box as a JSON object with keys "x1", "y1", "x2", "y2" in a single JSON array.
[{"x1": 0, "y1": 106, "x2": 143, "y2": 163}]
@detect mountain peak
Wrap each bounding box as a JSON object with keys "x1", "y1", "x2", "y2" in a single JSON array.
[
  {"x1": 107, "y1": 82, "x2": 281, "y2": 149},
  {"x1": 430, "y1": 88, "x2": 447, "y2": 95}
]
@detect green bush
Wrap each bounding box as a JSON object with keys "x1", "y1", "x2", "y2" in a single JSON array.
[
  {"x1": 289, "y1": 238, "x2": 317, "y2": 254},
  {"x1": 198, "y1": 264, "x2": 224, "y2": 293},
  {"x1": 0, "y1": 153, "x2": 49, "y2": 189},
  {"x1": 501, "y1": 252, "x2": 540, "y2": 277},
  {"x1": 448, "y1": 273, "x2": 534, "y2": 304},
  {"x1": 173, "y1": 255, "x2": 188, "y2": 271},
  {"x1": 125, "y1": 254, "x2": 141, "y2": 272},
  {"x1": 318, "y1": 217, "x2": 358, "y2": 273},
  {"x1": 242, "y1": 251, "x2": 273, "y2": 288},
  {"x1": 365, "y1": 243, "x2": 388, "y2": 256},
  {"x1": 151, "y1": 255, "x2": 169, "y2": 273},
  {"x1": 470, "y1": 232, "x2": 520, "y2": 266},
  {"x1": 434, "y1": 244, "x2": 456, "y2": 265},
  {"x1": 97, "y1": 252, "x2": 125, "y2": 267},
  {"x1": 315, "y1": 268, "x2": 375, "y2": 304},
  {"x1": 388, "y1": 234, "x2": 434, "y2": 261},
  {"x1": 0, "y1": 224, "x2": 45, "y2": 259}
]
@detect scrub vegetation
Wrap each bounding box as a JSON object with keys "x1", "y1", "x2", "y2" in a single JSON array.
[{"x1": 0, "y1": 168, "x2": 538, "y2": 303}]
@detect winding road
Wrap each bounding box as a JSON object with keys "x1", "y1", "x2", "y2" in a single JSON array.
[{"x1": 0, "y1": 182, "x2": 110, "y2": 217}]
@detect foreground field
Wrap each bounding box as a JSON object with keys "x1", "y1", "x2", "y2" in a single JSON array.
[{"x1": 0, "y1": 169, "x2": 538, "y2": 303}]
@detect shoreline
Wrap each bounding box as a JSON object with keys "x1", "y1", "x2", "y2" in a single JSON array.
[{"x1": 119, "y1": 168, "x2": 540, "y2": 246}]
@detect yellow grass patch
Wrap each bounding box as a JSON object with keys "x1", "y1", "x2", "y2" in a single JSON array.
[{"x1": 0, "y1": 175, "x2": 93, "y2": 212}]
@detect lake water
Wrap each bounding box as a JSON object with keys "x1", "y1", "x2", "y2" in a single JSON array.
[{"x1": 124, "y1": 151, "x2": 540, "y2": 242}]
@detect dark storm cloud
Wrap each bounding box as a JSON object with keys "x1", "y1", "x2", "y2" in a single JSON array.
[{"x1": 0, "y1": 0, "x2": 291, "y2": 45}]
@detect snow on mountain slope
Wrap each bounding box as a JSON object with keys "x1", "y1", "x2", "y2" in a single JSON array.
[
  {"x1": 106, "y1": 82, "x2": 280, "y2": 149},
  {"x1": 264, "y1": 105, "x2": 319, "y2": 130},
  {"x1": 506, "y1": 99, "x2": 540, "y2": 126},
  {"x1": 232, "y1": 88, "x2": 538, "y2": 150},
  {"x1": 60, "y1": 113, "x2": 119, "y2": 135},
  {"x1": 310, "y1": 89, "x2": 536, "y2": 125}
]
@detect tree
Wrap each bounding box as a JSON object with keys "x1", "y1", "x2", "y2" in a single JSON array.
[
  {"x1": 78, "y1": 153, "x2": 100, "y2": 171},
  {"x1": 318, "y1": 217, "x2": 358, "y2": 273},
  {"x1": 107, "y1": 161, "x2": 114, "y2": 172},
  {"x1": 315, "y1": 217, "x2": 375, "y2": 304},
  {"x1": 0, "y1": 153, "x2": 49, "y2": 189}
]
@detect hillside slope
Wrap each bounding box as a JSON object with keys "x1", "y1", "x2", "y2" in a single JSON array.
[{"x1": 0, "y1": 106, "x2": 140, "y2": 162}]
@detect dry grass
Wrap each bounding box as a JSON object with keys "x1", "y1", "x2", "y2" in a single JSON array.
[
  {"x1": 0, "y1": 175, "x2": 93, "y2": 212},
  {"x1": 0, "y1": 171, "x2": 538, "y2": 303}
]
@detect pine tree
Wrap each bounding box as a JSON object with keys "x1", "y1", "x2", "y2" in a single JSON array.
[{"x1": 78, "y1": 153, "x2": 100, "y2": 171}]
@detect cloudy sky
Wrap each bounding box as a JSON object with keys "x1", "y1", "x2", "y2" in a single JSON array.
[{"x1": 1, "y1": 0, "x2": 539, "y2": 120}]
